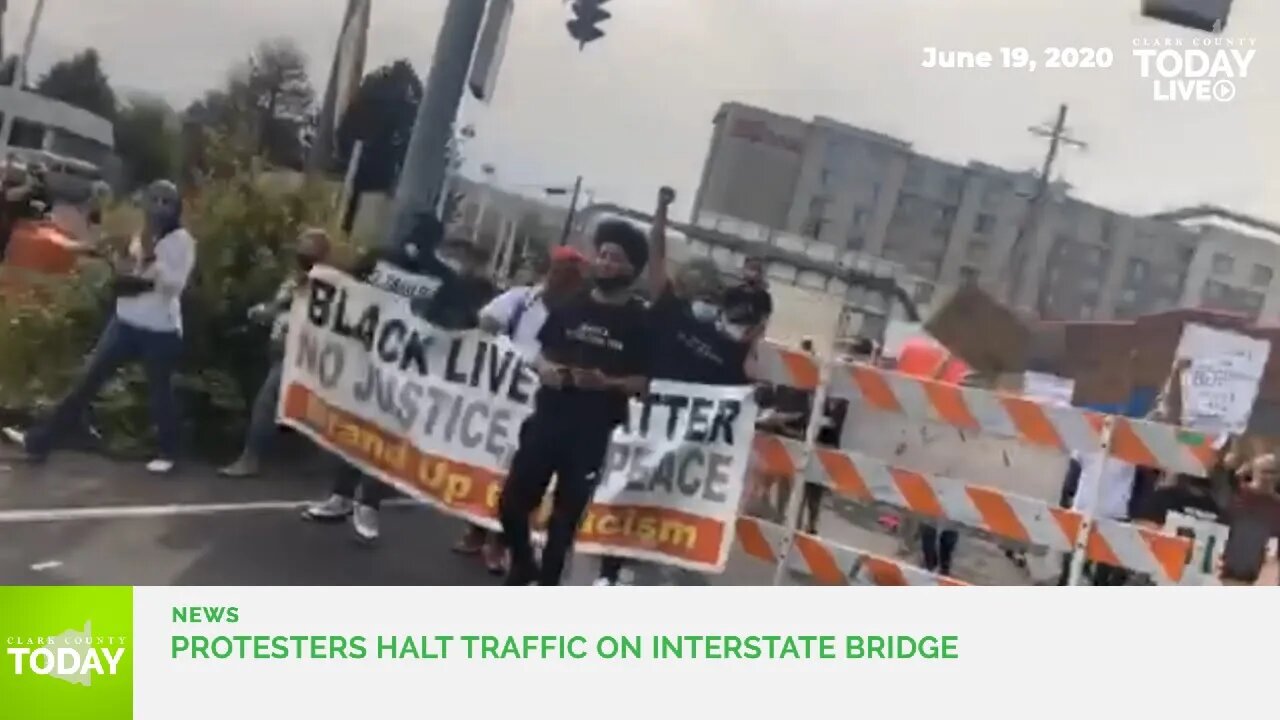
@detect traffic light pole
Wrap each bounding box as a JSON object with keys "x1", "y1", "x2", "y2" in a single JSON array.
[
  {"x1": 386, "y1": 0, "x2": 488, "y2": 249},
  {"x1": 558, "y1": 175, "x2": 583, "y2": 246}
]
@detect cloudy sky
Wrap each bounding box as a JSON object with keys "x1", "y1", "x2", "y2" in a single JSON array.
[{"x1": 11, "y1": 0, "x2": 1278, "y2": 222}]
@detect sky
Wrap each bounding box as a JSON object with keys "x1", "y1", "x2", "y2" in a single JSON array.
[{"x1": 10, "y1": 0, "x2": 1279, "y2": 223}]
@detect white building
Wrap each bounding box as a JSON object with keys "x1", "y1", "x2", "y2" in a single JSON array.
[{"x1": 692, "y1": 101, "x2": 1277, "y2": 323}]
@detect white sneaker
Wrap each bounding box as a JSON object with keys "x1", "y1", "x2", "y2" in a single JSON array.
[
  {"x1": 302, "y1": 494, "x2": 354, "y2": 522},
  {"x1": 352, "y1": 504, "x2": 379, "y2": 543},
  {"x1": 592, "y1": 577, "x2": 616, "y2": 587},
  {"x1": 145, "y1": 458, "x2": 175, "y2": 475},
  {"x1": 1, "y1": 427, "x2": 26, "y2": 446}
]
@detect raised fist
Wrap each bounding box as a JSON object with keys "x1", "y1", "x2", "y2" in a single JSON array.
[{"x1": 658, "y1": 186, "x2": 676, "y2": 207}]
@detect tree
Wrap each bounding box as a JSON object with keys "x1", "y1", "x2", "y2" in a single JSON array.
[
  {"x1": 336, "y1": 60, "x2": 422, "y2": 193},
  {"x1": 114, "y1": 95, "x2": 180, "y2": 189},
  {"x1": 36, "y1": 49, "x2": 117, "y2": 120},
  {"x1": 242, "y1": 38, "x2": 316, "y2": 168},
  {"x1": 182, "y1": 38, "x2": 316, "y2": 172}
]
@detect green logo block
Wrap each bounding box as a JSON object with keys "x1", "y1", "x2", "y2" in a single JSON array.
[{"x1": 0, "y1": 586, "x2": 134, "y2": 719}]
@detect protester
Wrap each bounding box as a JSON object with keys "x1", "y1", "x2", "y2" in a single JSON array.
[
  {"x1": 498, "y1": 217, "x2": 651, "y2": 586},
  {"x1": 218, "y1": 229, "x2": 332, "y2": 478},
  {"x1": 2, "y1": 180, "x2": 195, "y2": 474},
  {"x1": 302, "y1": 215, "x2": 493, "y2": 543},
  {"x1": 722, "y1": 255, "x2": 773, "y2": 342},
  {"x1": 594, "y1": 186, "x2": 758, "y2": 585},
  {"x1": 453, "y1": 245, "x2": 588, "y2": 574}
]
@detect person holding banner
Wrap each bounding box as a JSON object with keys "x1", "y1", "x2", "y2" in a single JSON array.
[
  {"x1": 302, "y1": 214, "x2": 494, "y2": 543},
  {"x1": 498, "y1": 217, "x2": 652, "y2": 586},
  {"x1": 219, "y1": 229, "x2": 332, "y2": 478},
  {"x1": 452, "y1": 245, "x2": 588, "y2": 574},
  {"x1": 593, "y1": 186, "x2": 757, "y2": 585}
]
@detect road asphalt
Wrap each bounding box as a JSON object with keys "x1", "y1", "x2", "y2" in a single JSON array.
[{"x1": 0, "y1": 442, "x2": 1033, "y2": 587}]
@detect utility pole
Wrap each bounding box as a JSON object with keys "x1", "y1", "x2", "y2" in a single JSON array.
[
  {"x1": 1003, "y1": 103, "x2": 1086, "y2": 311},
  {"x1": 386, "y1": 0, "x2": 488, "y2": 249},
  {"x1": 557, "y1": 175, "x2": 583, "y2": 246}
]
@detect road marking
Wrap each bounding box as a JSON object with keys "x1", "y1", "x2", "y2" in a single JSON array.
[
  {"x1": 0, "y1": 498, "x2": 421, "y2": 524},
  {"x1": 30, "y1": 560, "x2": 62, "y2": 571}
]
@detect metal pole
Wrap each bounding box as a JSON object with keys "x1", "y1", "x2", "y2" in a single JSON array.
[
  {"x1": 1066, "y1": 416, "x2": 1115, "y2": 586},
  {"x1": 0, "y1": 0, "x2": 46, "y2": 162},
  {"x1": 385, "y1": 0, "x2": 487, "y2": 249},
  {"x1": 557, "y1": 174, "x2": 582, "y2": 246}
]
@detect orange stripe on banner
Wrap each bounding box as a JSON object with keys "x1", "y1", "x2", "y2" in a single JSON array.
[
  {"x1": 1085, "y1": 528, "x2": 1124, "y2": 569},
  {"x1": 780, "y1": 350, "x2": 821, "y2": 390},
  {"x1": 815, "y1": 449, "x2": 873, "y2": 500},
  {"x1": 1139, "y1": 528, "x2": 1189, "y2": 582},
  {"x1": 752, "y1": 434, "x2": 796, "y2": 476},
  {"x1": 891, "y1": 469, "x2": 944, "y2": 519},
  {"x1": 924, "y1": 381, "x2": 979, "y2": 429},
  {"x1": 1109, "y1": 421, "x2": 1159, "y2": 468},
  {"x1": 863, "y1": 556, "x2": 909, "y2": 586},
  {"x1": 965, "y1": 487, "x2": 1031, "y2": 544},
  {"x1": 735, "y1": 518, "x2": 776, "y2": 562},
  {"x1": 1001, "y1": 397, "x2": 1064, "y2": 449},
  {"x1": 794, "y1": 534, "x2": 849, "y2": 585},
  {"x1": 851, "y1": 366, "x2": 902, "y2": 413}
]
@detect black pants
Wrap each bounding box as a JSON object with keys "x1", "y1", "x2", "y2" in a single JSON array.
[
  {"x1": 500, "y1": 416, "x2": 614, "y2": 586},
  {"x1": 920, "y1": 525, "x2": 958, "y2": 575},
  {"x1": 332, "y1": 462, "x2": 388, "y2": 509}
]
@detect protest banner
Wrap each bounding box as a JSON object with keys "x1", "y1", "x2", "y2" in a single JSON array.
[
  {"x1": 1176, "y1": 323, "x2": 1271, "y2": 434},
  {"x1": 277, "y1": 267, "x2": 756, "y2": 572},
  {"x1": 590, "y1": 380, "x2": 756, "y2": 572}
]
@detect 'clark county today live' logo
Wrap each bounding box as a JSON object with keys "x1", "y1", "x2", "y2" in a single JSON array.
[
  {"x1": 1133, "y1": 36, "x2": 1257, "y2": 102},
  {"x1": 0, "y1": 587, "x2": 134, "y2": 720}
]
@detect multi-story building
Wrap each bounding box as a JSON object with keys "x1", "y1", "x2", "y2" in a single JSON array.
[{"x1": 692, "y1": 101, "x2": 1280, "y2": 324}]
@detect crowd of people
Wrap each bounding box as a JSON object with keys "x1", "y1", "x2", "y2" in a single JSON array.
[
  {"x1": 4, "y1": 176, "x2": 1277, "y2": 587},
  {"x1": 0, "y1": 183, "x2": 791, "y2": 586}
]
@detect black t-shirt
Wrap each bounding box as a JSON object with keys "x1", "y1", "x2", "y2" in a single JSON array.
[
  {"x1": 647, "y1": 287, "x2": 750, "y2": 385},
  {"x1": 536, "y1": 291, "x2": 650, "y2": 426},
  {"x1": 424, "y1": 275, "x2": 496, "y2": 331},
  {"x1": 722, "y1": 283, "x2": 773, "y2": 326}
]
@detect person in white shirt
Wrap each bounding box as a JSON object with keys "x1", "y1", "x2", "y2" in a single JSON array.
[
  {"x1": 3, "y1": 180, "x2": 195, "y2": 474},
  {"x1": 451, "y1": 245, "x2": 588, "y2": 573}
]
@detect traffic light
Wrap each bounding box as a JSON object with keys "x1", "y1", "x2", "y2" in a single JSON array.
[
  {"x1": 1141, "y1": 0, "x2": 1233, "y2": 33},
  {"x1": 566, "y1": 0, "x2": 611, "y2": 48}
]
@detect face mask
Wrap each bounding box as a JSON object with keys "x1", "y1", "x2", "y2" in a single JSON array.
[
  {"x1": 593, "y1": 274, "x2": 633, "y2": 294},
  {"x1": 718, "y1": 319, "x2": 749, "y2": 341},
  {"x1": 690, "y1": 300, "x2": 719, "y2": 322},
  {"x1": 438, "y1": 255, "x2": 464, "y2": 274}
]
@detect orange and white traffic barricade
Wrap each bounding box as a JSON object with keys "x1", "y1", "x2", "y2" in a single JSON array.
[
  {"x1": 825, "y1": 360, "x2": 1217, "y2": 477},
  {"x1": 735, "y1": 517, "x2": 966, "y2": 586},
  {"x1": 742, "y1": 343, "x2": 1217, "y2": 587}
]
